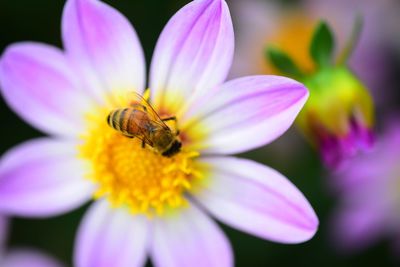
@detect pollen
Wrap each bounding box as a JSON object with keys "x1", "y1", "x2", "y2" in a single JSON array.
[{"x1": 78, "y1": 109, "x2": 202, "y2": 216}]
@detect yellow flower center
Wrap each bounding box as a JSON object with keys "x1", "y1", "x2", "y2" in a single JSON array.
[{"x1": 78, "y1": 102, "x2": 202, "y2": 216}]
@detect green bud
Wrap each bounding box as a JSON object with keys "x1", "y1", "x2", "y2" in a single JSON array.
[{"x1": 298, "y1": 66, "x2": 374, "y2": 137}]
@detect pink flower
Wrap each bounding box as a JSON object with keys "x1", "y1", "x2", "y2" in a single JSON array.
[
  {"x1": 229, "y1": 0, "x2": 389, "y2": 95},
  {"x1": 0, "y1": 215, "x2": 64, "y2": 267},
  {"x1": 0, "y1": 0, "x2": 318, "y2": 266},
  {"x1": 296, "y1": 66, "x2": 375, "y2": 170},
  {"x1": 231, "y1": 0, "x2": 379, "y2": 169},
  {"x1": 332, "y1": 119, "x2": 400, "y2": 254}
]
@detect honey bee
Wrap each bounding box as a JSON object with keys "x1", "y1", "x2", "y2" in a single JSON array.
[{"x1": 107, "y1": 92, "x2": 182, "y2": 157}]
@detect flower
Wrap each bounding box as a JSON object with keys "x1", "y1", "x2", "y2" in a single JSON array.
[
  {"x1": 296, "y1": 65, "x2": 375, "y2": 169},
  {"x1": 0, "y1": 215, "x2": 64, "y2": 267},
  {"x1": 0, "y1": 0, "x2": 318, "y2": 266},
  {"x1": 229, "y1": 0, "x2": 390, "y2": 93},
  {"x1": 265, "y1": 18, "x2": 375, "y2": 170},
  {"x1": 331, "y1": 119, "x2": 400, "y2": 254},
  {"x1": 229, "y1": 0, "x2": 381, "y2": 169}
]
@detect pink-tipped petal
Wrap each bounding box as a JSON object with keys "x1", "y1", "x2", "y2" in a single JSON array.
[
  {"x1": 150, "y1": 203, "x2": 233, "y2": 267},
  {"x1": 0, "y1": 138, "x2": 95, "y2": 217},
  {"x1": 62, "y1": 0, "x2": 146, "y2": 103},
  {"x1": 149, "y1": 0, "x2": 234, "y2": 109},
  {"x1": 0, "y1": 42, "x2": 94, "y2": 137},
  {"x1": 194, "y1": 156, "x2": 318, "y2": 244},
  {"x1": 75, "y1": 199, "x2": 148, "y2": 267},
  {"x1": 1, "y1": 249, "x2": 65, "y2": 267},
  {"x1": 183, "y1": 75, "x2": 309, "y2": 154}
]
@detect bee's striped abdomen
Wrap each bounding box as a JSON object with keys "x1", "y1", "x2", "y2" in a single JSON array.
[
  {"x1": 107, "y1": 108, "x2": 130, "y2": 135},
  {"x1": 107, "y1": 107, "x2": 151, "y2": 139},
  {"x1": 118, "y1": 108, "x2": 129, "y2": 134}
]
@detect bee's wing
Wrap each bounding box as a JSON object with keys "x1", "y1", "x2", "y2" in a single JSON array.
[
  {"x1": 136, "y1": 132, "x2": 155, "y2": 147},
  {"x1": 127, "y1": 92, "x2": 169, "y2": 130}
]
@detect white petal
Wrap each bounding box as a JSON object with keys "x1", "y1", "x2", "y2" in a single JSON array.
[
  {"x1": 182, "y1": 75, "x2": 308, "y2": 154},
  {"x1": 0, "y1": 42, "x2": 94, "y2": 137},
  {"x1": 62, "y1": 0, "x2": 146, "y2": 103},
  {"x1": 75, "y1": 199, "x2": 149, "y2": 267},
  {"x1": 0, "y1": 138, "x2": 95, "y2": 217},
  {"x1": 149, "y1": 0, "x2": 234, "y2": 111},
  {"x1": 193, "y1": 156, "x2": 318, "y2": 244},
  {"x1": 150, "y1": 203, "x2": 233, "y2": 267}
]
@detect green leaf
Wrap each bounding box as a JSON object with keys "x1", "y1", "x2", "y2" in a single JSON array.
[
  {"x1": 265, "y1": 46, "x2": 303, "y2": 78},
  {"x1": 337, "y1": 13, "x2": 363, "y2": 65},
  {"x1": 310, "y1": 21, "x2": 335, "y2": 67}
]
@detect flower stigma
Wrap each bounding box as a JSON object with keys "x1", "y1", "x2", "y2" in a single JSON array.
[{"x1": 78, "y1": 92, "x2": 203, "y2": 217}]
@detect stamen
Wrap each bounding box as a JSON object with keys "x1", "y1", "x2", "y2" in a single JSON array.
[{"x1": 78, "y1": 108, "x2": 200, "y2": 216}]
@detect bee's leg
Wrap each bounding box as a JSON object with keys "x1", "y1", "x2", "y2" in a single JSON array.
[
  {"x1": 161, "y1": 116, "x2": 177, "y2": 122},
  {"x1": 176, "y1": 130, "x2": 180, "y2": 136},
  {"x1": 122, "y1": 133, "x2": 134, "y2": 139},
  {"x1": 131, "y1": 103, "x2": 147, "y2": 112},
  {"x1": 142, "y1": 140, "x2": 146, "y2": 148}
]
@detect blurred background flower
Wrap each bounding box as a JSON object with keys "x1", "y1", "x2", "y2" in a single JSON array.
[
  {"x1": 230, "y1": 0, "x2": 398, "y2": 103},
  {"x1": 230, "y1": 0, "x2": 400, "y2": 168},
  {"x1": 331, "y1": 119, "x2": 400, "y2": 255},
  {"x1": 265, "y1": 19, "x2": 375, "y2": 169}
]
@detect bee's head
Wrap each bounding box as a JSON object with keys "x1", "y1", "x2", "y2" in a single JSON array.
[{"x1": 162, "y1": 139, "x2": 182, "y2": 157}]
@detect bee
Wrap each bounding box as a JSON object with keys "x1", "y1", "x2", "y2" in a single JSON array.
[{"x1": 107, "y1": 92, "x2": 182, "y2": 157}]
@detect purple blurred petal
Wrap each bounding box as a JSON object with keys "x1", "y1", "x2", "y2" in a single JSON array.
[
  {"x1": 0, "y1": 138, "x2": 95, "y2": 217},
  {"x1": 183, "y1": 75, "x2": 308, "y2": 154},
  {"x1": 1, "y1": 249, "x2": 65, "y2": 267},
  {"x1": 319, "y1": 119, "x2": 376, "y2": 170},
  {"x1": 331, "y1": 153, "x2": 386, "y2": 192},
  {"x1": 331, "y1": 204, "x2": 387, "y2": 253},
  {"x1": 331, "y1": 120, "x2": 400, "y2": 252},
  {"x1": 62, "y1": 0, "x2": 146, "y2": 103},
  {"x1": 0, "y1": 42, "x2": 94, "y2": 137},
  {"x1": 319, "y1": 135, "x2": 355, "y2": 170},
  {"x1": 149, "y1": 0, "x2": 234, "y2": 109},
  {"x1": 150, "y1": 203, "x2": 232, "y2": 267},
  {"x1": 74, "y1": 199, "x2": 148, "y2": 267},
  {"x1": 193, "y1": 156, "x2": 318, "y2": 243},
  {"x1": 351, "y1": 120, "x2": 375, "y2": 152}
]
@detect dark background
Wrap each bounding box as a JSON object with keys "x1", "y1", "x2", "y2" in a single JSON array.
[{"x1": 0, "y1": 0, "x2": 399, "y2": 266}]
